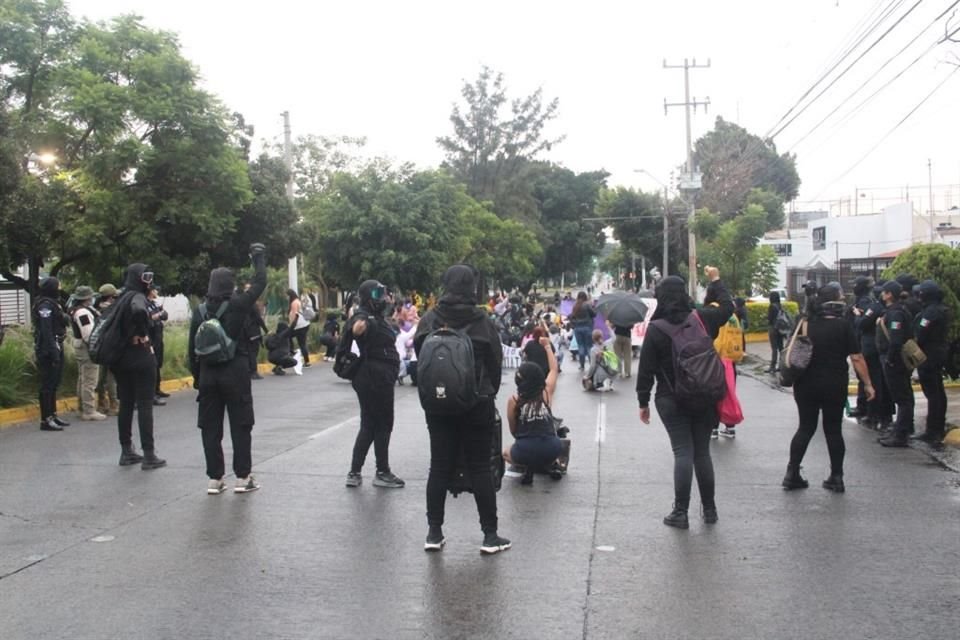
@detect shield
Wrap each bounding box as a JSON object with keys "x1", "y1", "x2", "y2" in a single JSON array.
[{"x1": 596, "y1": 291, "x2": 650, "y2": 327}]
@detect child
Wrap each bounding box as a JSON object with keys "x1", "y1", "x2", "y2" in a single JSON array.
[{"x1": 582, "y1": 330, "x2": 617, "y2": 391}]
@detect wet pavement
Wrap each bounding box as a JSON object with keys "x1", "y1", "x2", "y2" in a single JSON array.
[{"x1": 1, "y1": 356, "x2": 958, "y2": 639}]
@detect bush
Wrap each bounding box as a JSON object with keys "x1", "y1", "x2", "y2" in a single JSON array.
[
  {"x1": 0, "y1": 326, "x2": 38, "y2": 407},
  {"x1": 745, "y1": 301, "x2": 800, "y2": 333}
]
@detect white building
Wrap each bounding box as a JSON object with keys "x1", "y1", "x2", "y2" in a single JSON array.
[{"x1": 760, "y1": 203, "x2": 959, "y2": 297}]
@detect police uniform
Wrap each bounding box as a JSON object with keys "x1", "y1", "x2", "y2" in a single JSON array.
[
  {"x1": 188, "y1": 245, "x2": 266, "y2": 492},
  {"x1": 914, "y1": 280, "x2": 949, "y2": 444},
  {"x1": 856, "y1": 289, "x2": 894, "y2": 426},
  {"x1": 69, "y1": 286, "x2": 105, "y2": 420},
  {"x1": 876, "y1": 281, "x2": 914, "y2": 446},
  {"x1": 32, "y1": 277, "x2": 69, "y2": 431}
]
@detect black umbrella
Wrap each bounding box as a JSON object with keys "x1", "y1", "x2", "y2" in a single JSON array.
[{"x1": 596, "y1": 291, "x2": 650, "y2": 327}]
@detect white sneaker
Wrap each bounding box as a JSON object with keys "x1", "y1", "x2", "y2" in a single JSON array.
[
  {"x1": 80, "y1": 411, "x2": 108, "y2": 421},
  {"x1": 234, "y1": 476, "x2": 260, "y2": 493},
  {"x1": 293, "y1": 352, "x2": 304, "y2": 376},
  {"x1": 601, "y1": 379, "x2": 614, "y2": 392},
  {"x1": 207, "y1": 478, "x2": 226, "y2": 495}
]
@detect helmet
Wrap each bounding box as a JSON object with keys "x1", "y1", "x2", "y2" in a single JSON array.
[{"x1": 358, "y1": 280, "x2": 388, "y2": 313}]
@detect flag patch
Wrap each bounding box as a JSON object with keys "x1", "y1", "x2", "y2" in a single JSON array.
[
  {"x1": 920, "y1": 318, "x2": 930, "y2": 327},
  {"x1": 889, "y1": 321, "x2": 901, "y2": 330}
]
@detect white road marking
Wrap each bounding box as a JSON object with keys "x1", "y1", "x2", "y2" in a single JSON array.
[
  {"x1": 308, "y1": 416, "x2": 360, "y2": 440},
  {"x1": 595, "y1": 401, "x2": 606, "y2": 443}
]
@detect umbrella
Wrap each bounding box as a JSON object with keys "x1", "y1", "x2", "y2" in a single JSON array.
[{"x1": 596, "y1": 291, "x2": 650, "y2": 327}]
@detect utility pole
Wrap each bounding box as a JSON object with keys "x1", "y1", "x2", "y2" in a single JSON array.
[
  {"x1": 664, "y1": 58, "x2": 710, "y2": 298},
  {"x1": 282, "y1": 111, "x2": 298, "y2": 293},
  {"x1": 928, "y1": 158, "x2": 934, "y2": 242},
  {"x1": 662, "y1": 187, "x2": 669, "y2": 278}
]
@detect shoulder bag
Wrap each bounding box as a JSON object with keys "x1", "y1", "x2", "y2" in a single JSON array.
[{"x1": 778, "y1": 319, "x2": 813, "y2": 387}]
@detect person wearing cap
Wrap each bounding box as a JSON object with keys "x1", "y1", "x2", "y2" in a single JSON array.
[
  {"x1": 111, "y1": 264, "x2": 166, "y2": 469},
  {"x1": 146, "y1": 285, "x2": 169, "y2": 405},
  {"x1": 414, "y1": 265, "x2": 510, "y2": 554},
  {"x1": 94, "y1": 284, "x2": 120, "y2": 415},
  {"x1": 876, "y1": 280, "x2": 914, "y2": 447},
  {"x1": 69, "y1": 286, "x2": 106, "y2": 421},
  {"x1": 912, "y1": 280, "x2": 950, "y2": 448},
  {"x1": 32, "y1": 277, "x2": 70, "y2": 431},
  {"x1": 853, "y1": 281, "x2": 893, "y2": 429},
  {"x1": 895, "y1": 274, "x2": 922, "y2": 319},
  {"x1": 343, "y1": 279, "x2": 405, "y2": 490},
  {"x1": 782, "y1": 284, "x2": 874, "y2": 493}
]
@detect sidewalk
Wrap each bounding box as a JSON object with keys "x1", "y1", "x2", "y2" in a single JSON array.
[{"x1": 743, "y1": 338, "x2": 960, "y2": 460}]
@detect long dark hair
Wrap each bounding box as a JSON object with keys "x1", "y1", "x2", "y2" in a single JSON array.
[
  {"x1": 571, "y1": 291, "x2": 588, "y2": 317},
  {"x1": 286, "y1": 289, "x2": 299, "y2": 302}
]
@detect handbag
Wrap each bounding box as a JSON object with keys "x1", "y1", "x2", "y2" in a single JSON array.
[
  {"x1": 716, "y1": 358, "x2": 743, "y2": 425},
  {"x1": 877, "y1": 318, "x2": 926, "y2": 370},
  {"x1": 778, "y1": 319, "x2": 813, "y2": 387},
  {"x1": 333, "y1": 326, "x2": 362, "y2": 380}
]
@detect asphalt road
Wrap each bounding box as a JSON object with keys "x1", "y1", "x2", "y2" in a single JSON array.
[{"x1": 1, "y1": 358, "x2": 958, "y2": 639}]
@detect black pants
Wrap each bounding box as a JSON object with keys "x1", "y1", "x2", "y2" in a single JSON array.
[
  {"x1": 153, "y1": 335, "x2": 165, "y2": 393},
  {"x1": 426, "y1": 397, "x2": 499, "y2": 533},
  {"x1": 350, "y1": 361, "x2": 397, "y2": 473},
  {"x1": 768, "y1": 328, "x2": 783, "y2": 370},
  {"x1": 791, "y1": 377, "x2": 846, "y2": 475},
  {"x1": 197, "y1": 357, "x2": 254, "y2": 479},
  {"x1": 290, "y1": 326, "x2": 309, "y2": 364},
  {"x1": 112, "y1": 346, "x2": 157, "y2": 451},
  {"x1": 655, "y1": 394, "x2": 716, "y2": 511},
  {"x1": 918, "y1": 361, "x2": 946, "y2": 437},
  {"x1": 882, "y1": 360, "x2": 915, "y2": 436},
  {"x1": 247, "y1": 338, "x2": 262, "y2": 374},
  {"x1": 37, "y1": 352, "x2": 63, "y2": 420},
  {"x1": 864, "y1": 349, "x2": 894, "y2": 421}
]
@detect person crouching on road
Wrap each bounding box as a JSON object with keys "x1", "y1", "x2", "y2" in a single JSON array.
[
  {"x1": 344, "y1": 280, "x2": 405, "y2": 489},
  {"x1": 69, "y1": 286, "x2": 106, "y2": 421},
  {"x1": 504, "y1": 341, "x2": 566, "y2": 486},
  {"x1": 635, "y1": 268, "x2": 733, "y2": 529},
  {"x1": 33, "y1": 277, "x2": 69, "y2": 431},
  {"x1": 782, "y1": 284, "x2": 875, "y2": 493},
  {"x1": 112, "y1": 264, "x2": 165, "y2": 469},
  {"x1": 414, "y1": 265, "x2": 510, "y2": 555},
  {"x1": 188, "y1": 244, "x2": 267, "y2": 495},
  {"x1": 582, "y1": 330, "x2": 617, "y2": 391}
]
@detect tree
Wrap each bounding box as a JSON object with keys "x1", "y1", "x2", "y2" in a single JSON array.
[
  {"x1": 277, "y1": 133, "x2": 369, "y2": 201},
  {"x1": 750, "y1": 245, "x2": 780, "y2": 295},
  {"x1": 0, "y1": 4, "x2": 253, "y2": 295},
  {"x1": 884, "y1": 243, "x2": 960, "y2": 341},
  {"x1": 437, "y1": 66, "x2": 564, "y2": 219},
  {"x1": 694, "y1": 203, "x2": 769, "y2": 294},
  {"x1": 693, "y1": 117, "x2": 800, "y2": 222}
]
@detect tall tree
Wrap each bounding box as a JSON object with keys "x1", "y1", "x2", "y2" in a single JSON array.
[
  {"x1": 437, "y1": 66, "x2": 563, "y2": 219},
  {"x1": 694, "y1": 203, "x2": 769, "y2": 294},
  {"x1": 693, "y1": 117, "x2": 800, "y2": 222}
]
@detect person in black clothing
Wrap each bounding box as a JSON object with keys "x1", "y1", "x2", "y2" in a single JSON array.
[
  {"x1": 847, "y1": 276, "x2": 873, "y2": 418},
  {"x1": 766, "y1": 291, "x2": 784, "y2": 373},
  {"x1": 265, "y1": 322, "x2": 298, "y2": 373},
  {"x1": 32, "y1": 277, "x2": 70, "y2": 431},
  {"x1": 854, "y1": 282, "x2": 894, "y2": 429},
  {"x1": 636, "y1": 268, "x2": 733, "y2": 529},
  {"x1": 188, "y1": 243, "x2": 267, "y2": 495},
  {"x1": 343, "y1": 279, "x2": 404, "y2": 489},
  {"x1": 895, "y1": 274, "x2": 922, "y2": 319},
  {"x1": 782, "y1": 284, "x2": 874, "y2": 493},
  {"x1": 876, "y1": 280, "x2": 914, "y2": 447},
  {"x1": 321, "y1": 313, "x2": 341, "y2": 362},
  {"x1": 147, "y1": 285, "x2": 169, "y2": 404},
  {"x1": 414, "y1": 265, "x2": 510, "y2": 554},
  {"x1": 112, "y1": 264, "x2": 166, "y2": 470},
  {"x1": 570, "y1": 291, "x2": 596, "y2": 370},
  {"x1": 912, "y1": 280, "x2": 949, "y2": 448},
  {"x1": 242, "y1": 285, "x2": 269, "y2": 380}
]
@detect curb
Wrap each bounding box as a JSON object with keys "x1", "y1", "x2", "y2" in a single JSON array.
[{"x1": 0, "y1": 353, "x2": 325, "y2": 431}]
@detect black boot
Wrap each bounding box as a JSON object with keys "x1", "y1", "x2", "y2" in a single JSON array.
[
  {"x1": 663, "y1": 504, "x2": 689, "y2": 529},
  {"x1": 40, "y1": 416, "x2": 63, "y2": 431},
  {"x1": 119, "y1": 444, "x2": 143, "y2": 466},
  {"x1": 822, "y1": 474, "x2": 845, "y2": 493},
  {"x1": 140, "y1": 450, "x2": 167, "y2": 470},
  {"x1": 782, "y1": 464, "x2": 809, "y2": 490}
]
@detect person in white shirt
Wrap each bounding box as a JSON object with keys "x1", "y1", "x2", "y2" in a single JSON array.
[{"x1": 69, "y1": 286, "x2": 106, "y2": 421}]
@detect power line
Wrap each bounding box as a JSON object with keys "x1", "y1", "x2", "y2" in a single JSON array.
[
  {"x1": 811, "y1": 65, "x2": 960, "y2": 200},
  {"x1": 769, "y1": 0, "x2": 928, "y2": 141},
  {"x1": 787, "y1": 0, "x2": 960, "y2": 152}
]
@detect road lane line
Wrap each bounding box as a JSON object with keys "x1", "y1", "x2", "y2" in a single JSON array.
[
  {"x1": 595, "y1": 400, "x2": 606, "y2": 443},
  {"x1": 308, "y1": 416, "x2": 360, "y2": 440}
]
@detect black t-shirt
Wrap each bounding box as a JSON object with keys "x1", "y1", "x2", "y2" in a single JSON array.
[{"x1": 803, "y1": 316, "x2": 859, "y2": 383}]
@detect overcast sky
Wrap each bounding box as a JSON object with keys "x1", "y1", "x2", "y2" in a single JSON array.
[{"x1": 67, "y1": 0, "x2": 960, "y2": 213}]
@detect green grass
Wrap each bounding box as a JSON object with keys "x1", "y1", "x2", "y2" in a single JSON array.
[{"x1": 0, "y1": 327, "x2": 37, "y2": 407}]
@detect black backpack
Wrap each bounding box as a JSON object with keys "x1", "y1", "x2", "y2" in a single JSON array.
[
  {"x1": 194, "y1": 301, "x2": 236, "y2": 365},
  {"x1": 417, "y1": 327, "x2": 478, "y2": 415},
  {"x1": 448, "y1": 409, "x2": 504, "y2": 497},
  {"x1": 652, "y1": 311, "x2": 726, "y2": 406},
  {"x1": 88, "y1": 293, "x2": 130, "y2": 366}
]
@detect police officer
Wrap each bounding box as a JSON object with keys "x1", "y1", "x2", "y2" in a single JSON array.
[
  {"x1": 69, "y1": 285, "x2": 107, "y2": 421},
  {"x1": 876, "y1": 280, "x2": 914, "y2": 447},
  {"x1": 33, "y1": 277, "x2": 69, "y2": 431},
  {"x1": 343, "y1": 279, "x2": 404, "y2": 489},
  {"x1": 912, "y1": 280, "x2": 949, "y2": 448},
  {"x1": 188, "y1": 243, "x2": 267, "y2": 495},
  {"x1": 854, "y1": 281, "x2": 894, "y2": 429},
  {"x1": 113, "y1": 264, "x2": 166, "y2": 469},
  {"x1": 847, "y1": 276, "x2": 873, "y2": 419}
]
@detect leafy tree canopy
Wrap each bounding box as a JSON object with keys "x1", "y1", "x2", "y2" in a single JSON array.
[
  {"x1": 884, "y1": 243, "x2": 960, "y2": 341},
  {"x1": 694, "y1": 203, "x2": 769, "y2": 294}
]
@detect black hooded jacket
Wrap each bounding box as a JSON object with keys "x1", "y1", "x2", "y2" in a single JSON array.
[
  {"x1": 115, "y1": 263, "x2": 152, "y2": 345},
  {"x1": 915, "y1": 280, "x2": 949, "y2": 364},
  {"x1": 635, "y1": 276, "x2": 733, "y2": 407},
  {"x1": 32, "y1": 277, "x2": 67, "y2": 359},
  {"x1": 414, "y1": 265, "x2": 503, "y2": 398},
  {"x1": 188, "y1": 254, "x2": 266, "y2": 376}
]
